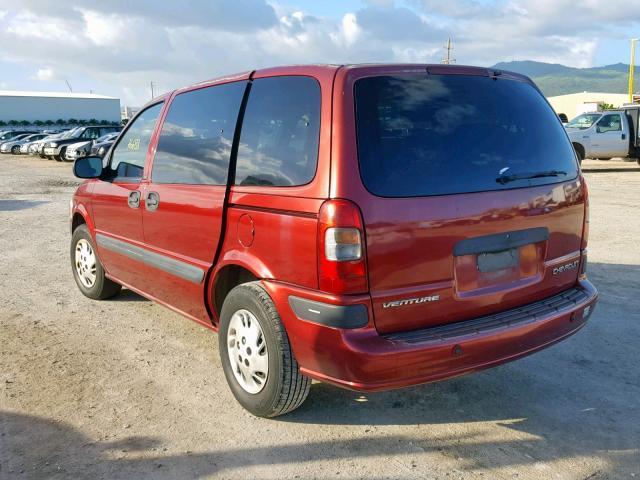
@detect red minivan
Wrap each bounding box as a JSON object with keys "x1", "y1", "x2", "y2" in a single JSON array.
[{"x1": 70, "y1": 64, "x2": 597, "y2": 417}]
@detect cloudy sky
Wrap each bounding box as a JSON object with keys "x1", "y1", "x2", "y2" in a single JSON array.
[{"x1": 0, "y1": 0, "x2": 639, "y2": 106}]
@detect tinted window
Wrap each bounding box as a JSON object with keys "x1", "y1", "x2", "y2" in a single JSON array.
[
  {"x1": 152, "y1": 82, "x2": 245, "y2": 184},
  {"x1": 106, "y1": 102, "x2": 163, "y2": 181},
  {"x1": 235, "y1": 76, "x2": 320, "y2": 187},
  {"x1": 355, "y1": 75, "x2": 579, "y2": 197},
  {"x1": 596, "y1": 114, "x2": 622, "y2": 132}
]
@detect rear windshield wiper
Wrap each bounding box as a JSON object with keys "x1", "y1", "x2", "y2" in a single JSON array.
[{"x1": 496, "y1": 170, "x2": 567, "y2": 185}]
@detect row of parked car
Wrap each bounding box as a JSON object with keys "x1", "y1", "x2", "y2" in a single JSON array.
[{"x1": 0, "y1": 125, "x2": 122, "y2": 161}]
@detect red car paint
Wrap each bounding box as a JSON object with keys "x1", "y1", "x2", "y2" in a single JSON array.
[{"x1": 71, "y1": 64, "x2": 597, "y2": 392}]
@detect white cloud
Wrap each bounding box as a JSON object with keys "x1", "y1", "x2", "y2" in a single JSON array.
[
  {"x1": 34, "y1": 68, "x2": 57, "y2": 81},
  {"x1": 82, "y1": 10, "x2": 124, "y2": 46},
  {"x1": 341, "y1": 13, "x2": 361, "y2": 46},
  {"x1": 0, "y1": 0, "x2": 638, "y2": 104}
]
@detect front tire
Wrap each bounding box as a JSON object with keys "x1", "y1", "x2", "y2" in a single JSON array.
[
  {"x1": 219, "y1": 282, "x2": 310, "y2": 417},
  {"x1": 70, "y1": 225, "x2": 121, "y2": 300},
  {"x1": 11, "y1": 146, "x2": 19, "y2": 154},
  {"x1": 573, "y1": 143, "x2": 585, "y2": 165}
]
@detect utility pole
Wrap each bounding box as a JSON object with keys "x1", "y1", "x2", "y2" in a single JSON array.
[
  {"x1": 150, "y1": 81, "x2": 156, "y2": 99},
  {"x1": 629, "y1": 39, "x2": 638, "y2": 103},
  {"x1": 442, "y1": 37, "x2": 455, "y2": 65}
]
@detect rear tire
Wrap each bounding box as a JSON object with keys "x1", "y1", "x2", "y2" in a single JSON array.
[
  {"x1": 70, "y1": 225, "x2": 121, "y2": 300},
  {"x1": 219, "y1": 282, "x2": 310, "y2": 417}
]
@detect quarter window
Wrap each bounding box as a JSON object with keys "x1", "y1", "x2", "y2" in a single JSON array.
[
  {"x1": 152, "y1": 82, "x2": 246, "y2": 185},
  {"x1": 106, "y1": 102, "x2": 163, "y2": 181},
  {"x1": 235, "y1": 76, "x2": 320, "y2": 187}
]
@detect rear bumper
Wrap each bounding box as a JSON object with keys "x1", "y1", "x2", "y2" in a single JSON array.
[{"x1": 263, "y1": 278, "x2": 597, "y2": 392}]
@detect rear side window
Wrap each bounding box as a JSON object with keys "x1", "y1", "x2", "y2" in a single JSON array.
[
  {"x1": 106, "y1": 102, "x2": 163, "y2": 181},
  {"x1": 355, "y1": 75, "x2": 579, "y2": 197},
  {"x1": 152, "y1": 81, "x2": 246, "y2": 184},
  {"x1": 235, "y1": 76, "x2": 320, "y2": 187}
]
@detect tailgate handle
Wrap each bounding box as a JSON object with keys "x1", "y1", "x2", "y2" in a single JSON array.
[{"x1": 453, "y1": 227, "x2": 549, "y2": 257}]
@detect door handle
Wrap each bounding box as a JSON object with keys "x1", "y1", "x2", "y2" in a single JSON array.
[
  {"x1": 622, "y1": 133, "x2": 626, "y2": 140},
  {"x1": 145, "y1": 191, "x2": 160, "y2": 211},
  {"x1": 127, "y1": 191, "x2": 141, "y2": 209}
]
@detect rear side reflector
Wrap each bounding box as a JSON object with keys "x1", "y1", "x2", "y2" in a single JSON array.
[
  {"x1": 318, "y1": 199, "x2": 368, "y2": 294},
  {"x1": 288, "y1": 296, "x2": 369, "y2": 328}
]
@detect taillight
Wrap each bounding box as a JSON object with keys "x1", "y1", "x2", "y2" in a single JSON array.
[
  {"x1": 318, "y1": 199, "x2": 368, "y2": 294},
  {"x1": 579, "y1": 179, "x2": 589, "y2": 278},
  {"x1": 579, "y1": 250, "x2": 588, "y2": 277},
  {"x1": 581, "y1": 179, "x2": 589, "y2": 250}
]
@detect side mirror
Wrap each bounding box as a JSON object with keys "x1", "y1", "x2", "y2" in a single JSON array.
[{"x1": 73, "y1": 156, "x2": 103, "y2": 179}]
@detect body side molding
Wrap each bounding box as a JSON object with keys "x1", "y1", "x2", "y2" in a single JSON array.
[{"x1": 96, "y1": 233, "x2": 204, "y2": 284}]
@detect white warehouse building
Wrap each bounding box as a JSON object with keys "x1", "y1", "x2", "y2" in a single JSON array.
[{"x1": 0, "y1": 91, "x2": 121, "y2": 123}]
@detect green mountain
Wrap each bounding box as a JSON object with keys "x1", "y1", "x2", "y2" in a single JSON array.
[{"x1": 491, "y1": 61, "x2": 640, "y2": 97}]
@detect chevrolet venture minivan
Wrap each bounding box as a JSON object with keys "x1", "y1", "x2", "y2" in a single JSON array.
[{"x1": 70, "y1": 64, "x2": 598, "y2": 417}]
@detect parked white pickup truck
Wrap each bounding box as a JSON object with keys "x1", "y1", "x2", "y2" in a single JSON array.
[{"x1": 565, "y1": 105, "x2": 640, "y2": 164}]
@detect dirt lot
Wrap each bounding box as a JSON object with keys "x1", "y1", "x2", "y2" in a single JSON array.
[{"x1": 1, "y1": 156, "x2": 639, "y2": 479}]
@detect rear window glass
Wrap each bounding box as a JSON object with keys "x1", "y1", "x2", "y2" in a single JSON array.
[{"x1": 354, "y1": 74, "x2": 579, "y2": 197}]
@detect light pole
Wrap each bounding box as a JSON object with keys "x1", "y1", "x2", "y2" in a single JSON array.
[{"x1": 629, "y1": 39, "x2": 638, "y2": 103}]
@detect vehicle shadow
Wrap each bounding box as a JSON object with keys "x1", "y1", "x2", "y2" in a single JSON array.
[
  {"x1": 2, "y1": 397, "x2": 637, "y2": 479},
  {"x1": 109, "y1": 288, "x2": 150, "y2": 302},
  {"x1": 2, "y1": 411, "x2": 447, "y2": 478},
  {"x1": 0, "y1": 200, "x2": 49, "y2": 211}
]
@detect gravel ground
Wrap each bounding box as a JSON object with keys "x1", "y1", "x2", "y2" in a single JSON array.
[{"x1": 1, "y1": 156, "x2": 639, "y2": 480}]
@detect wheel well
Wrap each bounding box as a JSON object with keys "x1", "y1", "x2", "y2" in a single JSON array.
[
  {"x1": 572, "y1": 142, "x2": 585, "y2": 159},
  {"x1": 213, "y1": 265, "x2": 258, "y2": 317},
  {"x1": 72, "y1": 213, "x2": 86, "y2": 232}
]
